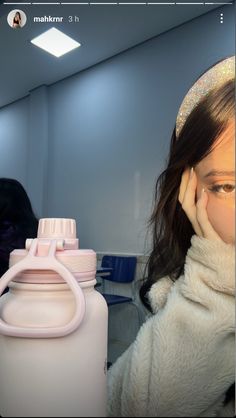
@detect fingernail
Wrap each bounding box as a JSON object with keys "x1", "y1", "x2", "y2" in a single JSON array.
[
  {"x1": 201, "y1": 188, "x2": 205, "y2": 197},
  {"x1": 190, "y1": 167, "x2": 194, "y2": 178}
]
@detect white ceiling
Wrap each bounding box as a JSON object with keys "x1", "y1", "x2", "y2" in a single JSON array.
[{"x1": 0, "y1": 0, "x2": 232, "y2": 108}]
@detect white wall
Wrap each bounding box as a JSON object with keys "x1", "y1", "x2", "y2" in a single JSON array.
[{"x1": 0, "y1": 97, "x2": 29, "y2": 188}]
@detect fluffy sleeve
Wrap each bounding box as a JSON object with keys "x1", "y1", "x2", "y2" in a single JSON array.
[{"x1": 107, "y1": 236, "x2": 235, "y2": 417}]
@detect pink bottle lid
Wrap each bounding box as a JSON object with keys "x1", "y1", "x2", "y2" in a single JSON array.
[{"x1": 9, "y1": 218, "x2": 97, "y2": 284}]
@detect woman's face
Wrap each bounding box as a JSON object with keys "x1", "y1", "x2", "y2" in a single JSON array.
[{"x1": 195, "y1": 120, "x2": 235, "y2": 244}]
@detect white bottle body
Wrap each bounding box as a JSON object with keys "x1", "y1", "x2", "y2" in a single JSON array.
[{"x1": 0, "y1": 279, "x2": 108, "y2": 417}]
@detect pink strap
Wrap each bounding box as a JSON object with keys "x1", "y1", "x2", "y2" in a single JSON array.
[{"x1": 0, "y1": 239, "x2": 85, "y2": 338}]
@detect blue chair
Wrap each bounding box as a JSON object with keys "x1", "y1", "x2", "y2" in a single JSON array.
[
  {"x1": 99, "y1": 255, "x2": 137, "y2": 305},
  {"x1": 97, "y1": 255, "x2": 144, "y2": 367},
  {"x1": 98, "y1": 254, "x2": 144, "y2": 324}
]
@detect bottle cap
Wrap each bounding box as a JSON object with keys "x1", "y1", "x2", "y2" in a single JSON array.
[
  {"x1": 9, "y1": 218, "x2": 97, "y2": 283},
  {"x1": 38, "y1": 218, "x2": 76, "y2": 240}
]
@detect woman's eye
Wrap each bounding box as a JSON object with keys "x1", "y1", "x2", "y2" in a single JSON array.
[{"x1": 209, "y1": 184, "x2": 235, "y2": 194}]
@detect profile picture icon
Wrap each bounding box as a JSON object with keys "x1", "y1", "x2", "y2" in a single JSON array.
[{"x1": 7, "y1": 9, "x2": 27, "y2": 29}]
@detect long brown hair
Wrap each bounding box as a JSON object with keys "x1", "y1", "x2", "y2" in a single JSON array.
[{"x1": 140, "y1": 77, "x2": 235, "y2": 311}]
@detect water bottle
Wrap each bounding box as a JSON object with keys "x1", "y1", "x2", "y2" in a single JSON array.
[{"x1": 0, "y1": 218, "x2": 108, "y2": 417}]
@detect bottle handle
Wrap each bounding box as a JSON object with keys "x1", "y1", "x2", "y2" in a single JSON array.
[{"x1": 0, "y1": 239, "x2": 86, "y2": 338}]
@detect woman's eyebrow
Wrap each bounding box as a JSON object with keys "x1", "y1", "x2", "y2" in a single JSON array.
[{"x1": 204, "y1": 170, "x2": 235, "y2": 178}]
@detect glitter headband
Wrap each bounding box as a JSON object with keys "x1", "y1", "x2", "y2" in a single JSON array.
[{"x1": 176, "y1": 55, "x2": 235, "y2": 138}]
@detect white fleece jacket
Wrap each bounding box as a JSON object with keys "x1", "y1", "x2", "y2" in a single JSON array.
[{"x1": 107, "y1": 236, "x2": 235, "y2": 417}]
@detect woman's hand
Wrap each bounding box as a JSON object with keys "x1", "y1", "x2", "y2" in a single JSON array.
[{"x1": 178, "y1": 168, "x2": 221, "y2": 241}]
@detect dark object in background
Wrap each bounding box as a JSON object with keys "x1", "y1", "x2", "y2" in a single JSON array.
[
  {"x1": 0, "y1": 178, "x2": 38, "y2": 293},
  {"x1": 223, "y1": 382, "x2": 235, "y2": 407}
]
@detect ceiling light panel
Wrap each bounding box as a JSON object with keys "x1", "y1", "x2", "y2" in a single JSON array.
[{"x1": 31, "y1": 27, "x2": 81, "y2": 57}]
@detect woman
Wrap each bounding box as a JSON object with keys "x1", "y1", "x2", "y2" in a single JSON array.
[
  {"x1": 0, "y1": 178, "x2": 38, "y2": 287},
  {"x1": 108, "y1": 56, "x2": 235, "y2": 417},
  {"x1": 12, "y1": 11, "x2": 21, "y2": 28}
]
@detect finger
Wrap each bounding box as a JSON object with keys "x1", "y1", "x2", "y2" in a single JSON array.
[
  {"x1": 190, "y1": 217, "x2": 203, "y2": 237},
  {"x1": 196, "y1": 189, "x2": 221, "y2": 241},
  {"x1": 181, "y1": 169, "x2": 198, "y2": 220},
  {"x1": 181, "y1": 169, "x2": 203, "y2": 236},
  {"x1": 187, "y1": 214, "x2": 203, "y2": 237},
  {"x1": 178, "y1": 168, "x2": 191, "y2": 204},
  {"x1": 182, "y1": 168, "x2": 197, "y2": 211}
]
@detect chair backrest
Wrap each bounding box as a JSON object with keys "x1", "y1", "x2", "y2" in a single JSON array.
[{"x1": 101, "y1": 255, "x2": 137, "y2": 283}]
